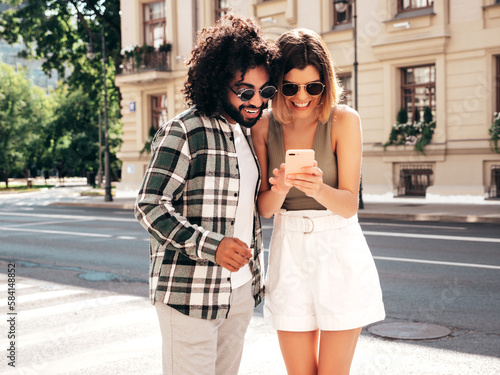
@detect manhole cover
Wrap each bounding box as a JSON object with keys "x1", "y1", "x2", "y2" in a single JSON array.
[
  {"x1": 368, "y1": 322, "x2": 451, "y2": 340},
  {"x1": 78, "y1": 271, "x2": 118, "y2": 281}
]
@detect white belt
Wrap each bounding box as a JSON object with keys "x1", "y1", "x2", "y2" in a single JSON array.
[{"x1": 276, "y1": 211, "x2": 358, "y2": 233}]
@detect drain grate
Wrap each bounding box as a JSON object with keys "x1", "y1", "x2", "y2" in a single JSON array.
[
  {"x1": 368, "y1": 322, "x2": 451, "y2": 340},
  {"x1": 78, "y1": 271, "x2": 119, "y2": 281}
]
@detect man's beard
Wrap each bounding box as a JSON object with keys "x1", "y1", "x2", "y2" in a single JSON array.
[{"x1": 220, "y1": 95, "x2": 267, "y2": 128}]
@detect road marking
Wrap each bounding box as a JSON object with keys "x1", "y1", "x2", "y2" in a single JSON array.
[
  {"x1": 0, "y1": 283, "x2": 32, "y2": 292},
  {"x1": 0, "y1": 211, "x2": 136, "y2": 223},
  {"x1": 0, "y1": 225, "x2": 149, "y2": 241},
  {"x1": 4, "y1": 219, "x2": 92, "y2": 228},
  {"x1": 363, "y1": 230, "x2": 500, "y2": 243},
  {"x1": 16, "y1": 307, "x2": 155, "y2": 347},
  {"x1": 361, "y1": 222, "x2": 466, "y2": 230},
  {"x1": 16, "y1": 294, "x2": 143, "y2": 320},
  {"x1": 373, "y1": 256, "x2": 500, "y2": 270},
  {"x1": 0, "y1": 226, "x2": 113, "y2": 238},
  {"x1": 0, "y1": 289, "x2": 86, "y2": 306},
  {"x1": 2, "y1": 334, "x2": 161, "y2": 375},
  {"x1": 0, "y1": 281, "x2": 158, "y2": 375}
]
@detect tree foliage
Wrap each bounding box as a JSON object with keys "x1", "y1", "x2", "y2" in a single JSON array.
[
  {"x1": 0, "y1": 62, "x2": 52, "y2": 187},
  {"x1": 46, "y1": 84, "x2": 122, "y2": 179},
  {"x1": 0, "y1": 0, "x2": 123, "y2": 182},
  {"x1": 0, "y1": 0, "x2": 121, "y2": 83}
]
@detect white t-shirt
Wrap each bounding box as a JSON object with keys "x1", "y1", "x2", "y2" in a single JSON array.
[{"x1": 231, "y1": 124, "x2": 258, "y2": 288}]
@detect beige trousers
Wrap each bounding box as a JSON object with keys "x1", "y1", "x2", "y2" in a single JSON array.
[{"x1": 155, "y1": 280, "x2": 254, "y2": 375}]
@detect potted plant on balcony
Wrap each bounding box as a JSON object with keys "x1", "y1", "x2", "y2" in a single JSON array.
[
  {"x1": 158, "y1": 42, "x2": 172, "y2": 53},
  {"x1": 489, "y1": 112, "x2": 500, "y2": 153},
  {"x1": 384, "y1": 106, "x2": 436, "y2": 154}
]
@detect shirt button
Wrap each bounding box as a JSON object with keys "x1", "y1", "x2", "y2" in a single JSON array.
[
  {"x1": 234, "y1": 193, "x2": 238, "y2": 197},
  {"x1": 231, "y1": 221, "x2": 235, "y2": 225},
  {"x1": 227, "y1": 277, "x2": 230, "y2": 281},
  {"x1": 230, "y1": 136, "x2": 234, "y2": 141},
  {"x1": 236, "y1": 164, "x2": 239, "y2": 169}
]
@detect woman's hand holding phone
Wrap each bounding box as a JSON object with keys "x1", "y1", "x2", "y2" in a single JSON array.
[
  {"x1": 286, "y1": 161, "x2": 324, "y2": 198},
  {"x1": 284, "y1": 149, "x2": 323, "y2": 198},
  {"x1": 269, "y1": 163, "x2": 291, "y2": 195}
]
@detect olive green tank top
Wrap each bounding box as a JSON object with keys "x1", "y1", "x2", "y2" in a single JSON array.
[{"x1": 268, "y1": 111, "x2": 338, "y2": 211}]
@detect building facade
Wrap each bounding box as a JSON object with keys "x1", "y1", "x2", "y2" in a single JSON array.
[{"x1": 116, "y1": 0, "x2": 500, "y2": 199}]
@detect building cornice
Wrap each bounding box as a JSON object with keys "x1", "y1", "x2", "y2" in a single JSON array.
[{"x1": 115, "y1": 69, "x2": 186, "y2": 86}]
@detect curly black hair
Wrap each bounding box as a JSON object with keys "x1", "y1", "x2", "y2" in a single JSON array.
[{"x1": 183, "y1": 13, "x2": 281, "y2": 117}]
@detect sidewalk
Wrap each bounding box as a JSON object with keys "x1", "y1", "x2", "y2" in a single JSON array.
[{"x1": 51, "y1": 192, "x2": 500, "y2": 224}]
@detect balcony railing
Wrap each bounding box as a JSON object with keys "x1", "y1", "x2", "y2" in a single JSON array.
[{"x1": 118, "y1": 49, "x2": 172, "y2": 75}]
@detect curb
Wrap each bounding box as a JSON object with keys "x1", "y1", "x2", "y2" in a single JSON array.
[{"x1": 357, "y1": 212, "x2": 500, "y2": 224}]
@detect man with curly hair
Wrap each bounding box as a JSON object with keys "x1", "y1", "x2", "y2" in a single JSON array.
[{"x1": 135, "y1": 13, "x2": 280, "y2": 375}]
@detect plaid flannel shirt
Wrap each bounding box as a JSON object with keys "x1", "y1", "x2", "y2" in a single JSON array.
[{"x1": 135, "y1": 107, "x2": 264, "y2": 319}]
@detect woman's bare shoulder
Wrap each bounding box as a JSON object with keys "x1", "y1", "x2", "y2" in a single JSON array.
[
  {"x1": 251, "y1": 109, "x2": 271, "y2": 143},
  {"x1": 332, "y1": 105, "x2": 359, "y2": 122},
  {"x1": 332, "y1": 105, "x2": 361, "y2": 131}
]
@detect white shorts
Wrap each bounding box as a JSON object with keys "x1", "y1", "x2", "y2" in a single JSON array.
[{"x1": 264, "y1": 210, "x2": 385, "y2": 332}]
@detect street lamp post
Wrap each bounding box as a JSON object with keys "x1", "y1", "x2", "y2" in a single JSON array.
[
  {"x1": 88, "y1": 31, "x2": 113, "y2": 202},
  {"x1": 334, "y1": 0, "x2": 363, "y2": 209},
  {"x1": 96, "y1": 110, "x2": 103, "y2": 187}
]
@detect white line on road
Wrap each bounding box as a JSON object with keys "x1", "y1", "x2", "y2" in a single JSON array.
[
  {"x1": 361, "y1": 222, "x2": 466, "y2": 230},
  {"x1": 4, "y1": 218, "x2": 92, "y2": 228},
  {"x1": 363, "y1": 230, "x2": 500, "y2": 243},
  {"x1": 15, "y1": 294, "x2": 143, "y2": 320},
  {"x1": 0, "y1": 226, "x2": 113, "y2": 238},
  {"x1": 2, "y1": 334, "x2": 161, "y2": 375},
  {"x1": 0, "y1": 211, "x2": 136, "y2": 223},
  {"x1": 0, "y1": 283, "x2": 32, "y2": 292},
  {"x1": 0, "y1": 289, "x2": 87, "y2": 306},
  {"x1": 374, "y1": 256, "x2": 500, "y2": 270},
  {"x1": 116, "y1": 235, "x2": 139, "y2": 240},
  {"x1": 16, "y1": 306, "x2": 156, "y2": 347}
]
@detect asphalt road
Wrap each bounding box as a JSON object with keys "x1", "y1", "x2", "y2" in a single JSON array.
[{"x1": 0, "y1": 188, "x2": 499, "y2": 374}]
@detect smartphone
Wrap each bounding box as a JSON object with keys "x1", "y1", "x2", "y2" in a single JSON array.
[{"x1": 284, "y1": 149, "x2": 315, "y2": 186}]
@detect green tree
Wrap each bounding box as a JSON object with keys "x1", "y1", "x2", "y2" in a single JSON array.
[
  {"x1": 0, "y1": 63, "x2": 52, "y2": 187},
  {"x1": 0, "y1": 0, "x2": 121, "y2": 83},
  {"x1": 1, "y1": 0, "x2": 123, "y2": 179},
  {"x1": 44, "y1": 84, "x2": 122, "y2": 179}
]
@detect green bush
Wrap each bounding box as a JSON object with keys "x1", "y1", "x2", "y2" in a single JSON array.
[
  {"x1": 384, "y1": 106, "x2": 435, "y2": 154},
  {"x1": 489, "y1": 112, "x2": 500, "y2": 153}
]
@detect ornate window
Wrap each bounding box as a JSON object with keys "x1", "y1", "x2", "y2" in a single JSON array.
[
  {"x1": 401, "y1": 65, "x2": 436, "y2": 122},
  {"x1": 215, "y1": 0, "x2": 230, "y2": 22},
  {"x1": 151, "y1": 94, "x2": 168, "y2": 130},
  {"x1": 398, "y1": 0, "x2": 433, "y2": 13},
  {"x1": 144, "y1": 1, "x2": 166, "y2": 48},
  {"x1": 333, "y1": 1, "x2": 352, "y2": 27},
  {"x1": 337, "y1": 73, "x2": 352, "y2": 107}
]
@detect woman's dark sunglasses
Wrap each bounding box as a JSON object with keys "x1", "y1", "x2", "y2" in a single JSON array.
[
  {"x1": 281, "y1": 82, "x2": 325, "y2": 97},
  {"x1": 229, "y1": 85, "x2": 277, "y2": 102}
]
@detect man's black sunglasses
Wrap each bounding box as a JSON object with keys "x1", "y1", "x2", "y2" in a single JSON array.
[
  {"x1": 281, "y1": 82, "x2": 325, "y2": 97},
  {"x1": 229, "y1": 85, "x2": 277, "y2": 102}
]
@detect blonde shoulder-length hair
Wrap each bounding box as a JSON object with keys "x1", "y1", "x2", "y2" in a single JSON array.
[{"x1": 272, "y1": 28, "x2": 342, "y2": 125}]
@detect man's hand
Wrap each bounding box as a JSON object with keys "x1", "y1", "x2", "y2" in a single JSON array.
[{"x1": 215, "y1": 238, "x2": 252, "y2": 272}]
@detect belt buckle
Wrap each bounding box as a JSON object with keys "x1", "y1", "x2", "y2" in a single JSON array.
[{"x1": 303, "y1": 216, "x2": 314, "y2": 234}]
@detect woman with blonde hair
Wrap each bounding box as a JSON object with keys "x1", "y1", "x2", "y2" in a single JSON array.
[{"x1": 252, "y1": 28, "x2": 385, "y2": 374}]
